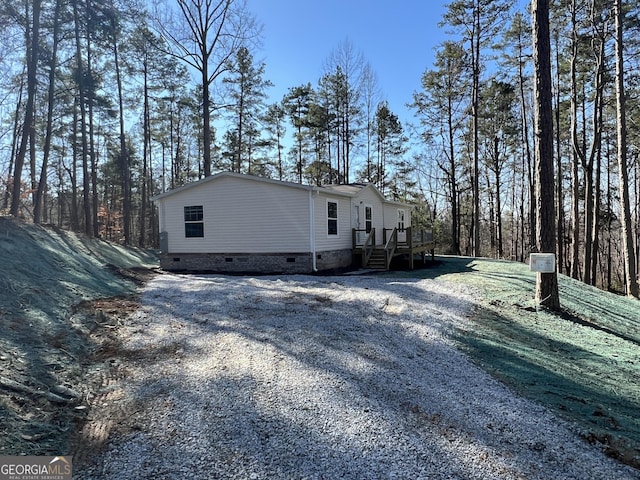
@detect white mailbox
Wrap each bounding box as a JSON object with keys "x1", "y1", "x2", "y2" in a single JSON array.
[{"x1": 529, "y1": 253, "x2": 556, "y2": 273}]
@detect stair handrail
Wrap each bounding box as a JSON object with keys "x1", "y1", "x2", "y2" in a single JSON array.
[
  {"x1": 384, "y1": 227, "x2": 398, "y2": 269},
  {"x1": 362, "y1": 228, "x2": 375, "y2": 267}
]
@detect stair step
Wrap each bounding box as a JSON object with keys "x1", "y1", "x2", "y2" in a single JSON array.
[{"x1": 364, "y1": 248, "x2": 388, "y2": 270}]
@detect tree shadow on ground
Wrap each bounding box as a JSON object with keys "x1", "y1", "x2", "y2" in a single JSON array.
[
  {"x1": 386, "y1": 255, "x2": 478, "y2": 279},
  {"x1": 75, "y1": 270, "x2": 639, "y2": 478},
  {"x1": 451, "y1": 302, "x2": 640, "y2": 469}
]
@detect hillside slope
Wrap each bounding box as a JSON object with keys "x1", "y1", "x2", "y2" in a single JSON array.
[
  {"x1": 389, "y1": 257, "x2": 640, "y2": 469},
  {"x1": 0, "y1": 217, "x2": 157, "y2": 455}
]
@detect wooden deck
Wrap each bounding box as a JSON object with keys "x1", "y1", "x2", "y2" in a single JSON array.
[{"x1": 352, "y1": 227, "x2": 435, "y2": 270}]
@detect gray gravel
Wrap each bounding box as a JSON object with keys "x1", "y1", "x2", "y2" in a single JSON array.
[{"x1": 77, "y1": 273, "x2": 639, "y2": 479}]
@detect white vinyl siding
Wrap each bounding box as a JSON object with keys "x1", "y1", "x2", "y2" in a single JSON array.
[
  {"x1": 161, "y1": 176, "x2": 310, "y2": 253},
  {"x1": 383, "y1": 203, "x2": 411, "y2": 231},
  {"x1": 313, "y1": 194, "x2": 351, "y2": 251},
  {"x1": 155, "y1": 173, "x2": 414, "y2": 258},
  {"x1": 354, "y1": 188, "x2": 384, "y2": 242}
]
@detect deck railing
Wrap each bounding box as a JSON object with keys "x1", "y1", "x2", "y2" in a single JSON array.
[
  {"x1": 352, "y1": 226, "x2": 435, "y2": 270},
  {"x1": 407, "y1": 227, "x2": 434, "y2": 248},
  {"x1": 361, "y1": 228, "x2": 375, "y2": 267},
  {"x1": 353, "y1": 227, "x2": 433, "y2": 249},
  {"x1": 383, "y1": 227, "x2": 398, "y2": 269}
]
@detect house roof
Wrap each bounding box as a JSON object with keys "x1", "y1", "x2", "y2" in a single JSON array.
[
  {"x1": 151, "y1": 171, "x2": 411, "y2": 208},
  {"x1": 321, "y1": 184, "x2": 369, "y2": 195},
  {"x1": 151, "y1": 171, "x2": 313, "y2": 201}
]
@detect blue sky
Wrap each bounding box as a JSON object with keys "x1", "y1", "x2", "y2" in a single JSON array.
[{"x1": 246, "y1": 0, "x2": 451, "y2": 129}]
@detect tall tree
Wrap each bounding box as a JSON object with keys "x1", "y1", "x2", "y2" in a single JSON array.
[
  {"x1": 442, "y1": 0, "x2": 510, "y2": 257},
  {"x1": 34, "y1": 0, "x2": 62, "y2": 224},
  {"x1": 10, "y1": 0, "x2": 41, "y2": 216},
  {"x1": 613, "y1": 0, "x2": 638, "y2": 298},
  {"x1": 322, "y1": 39, "x2": 365, "y2": 184},
  {"x1": 104, "y1": 2, "x2": 132, "y2": 244},
  {"x1": 570, "y1": 0, "x2": 608, "y2": 286},
  {"x1": 532, "y1": 0, "x2": 560, "y2": 309},
  {"x1": 130, "y1": 24, "x2": 170, "y2": 246},
  {"x1": 361, "y1": 62, "x2": 381, "y2": 183},
  {"x1": 283, "y1": 84, "x2": 313, "y2": 183},
  {"x1": 156, "y1": 0, "x2": 257, "y2": 177},
  {"x1": 411, "y1": 41, "x2": 469, "y2": 255},
  {"x1": 374, "y1": 101, "x2": 404, "y2": 194},
  {"x1": 499, "y1": 11, "x2": 535, "y2": 262},
  {"x1": 262, "y1": 103, "x2": 287, "y2": 180},
  {"x1": 479, "y1": 79, "x2": 519, "y2": 258},
  {"x1": 306, "y1": 101, "x2": 333, "y2": 185},
  {"x1": 223, "y1": 45, "x2": 271, "y2": 174}
]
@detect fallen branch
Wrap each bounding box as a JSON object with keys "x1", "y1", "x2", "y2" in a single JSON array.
[{"x1": 0, "y1": 375, "x2": 69, "y2": 403}]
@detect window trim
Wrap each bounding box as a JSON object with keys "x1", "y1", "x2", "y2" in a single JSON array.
[
  {"x1": 184, "y1": 205, "x2": 204, "y2": 238},
  {"x1": 327, "y1": 199, "x2": 338, "y2": 236},
  {"x1": 364, "y1": 204, "x2": 373, "y2": 234},
  {"x1": 397, "y1": 208, "x2": 406, "y2": 231}
]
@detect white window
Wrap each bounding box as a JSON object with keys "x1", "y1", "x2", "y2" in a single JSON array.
[
  {"x1": 398, "y1": 209, "x2": 406, "y2": 230},
  {"x1": 365, "y1": 205, "x2": 373, "y2": 233},
  {"x1": 184, "y1": 205, "x2": 204, "y2": 238},
  {"x1": 327, "y1": 201, "x2": 338, "y2": 235}
]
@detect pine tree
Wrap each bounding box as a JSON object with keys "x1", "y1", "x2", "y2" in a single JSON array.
[
  {"x1": 223, "y1": 46, "x2": 272, "y2": 174},
  {"x1": 532, "y1": 0, "x2": 560, "y2": 309}
]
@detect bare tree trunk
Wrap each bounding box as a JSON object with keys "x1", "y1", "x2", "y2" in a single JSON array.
[
  {"x1": 516, "y1": 35, "x2": 535, "y2": 258},
  {"x1": 570, "y1": 152, "x2": 580, "y2": 279},
  {"x1": 519, "y1": 149, "x2": 526, "y2": 262},
  {"x1": 614, "y1": 0, "x2": 639, "y2": 298},
  {"x1": 70, "y1": 100, "x2": 80, "y2": 231},
  {"x1": 34, "y1": 0, "x2": 62, "y2": 224},
  {"x1": 569, "y1": 1, "x2": 581, "y2": 280},
  {"x1": 10, "y1": 0, "x2": 41, "y2": 217},
  {"x1": 471, "y1": 23, "x2": 481, "y2": 257},
  {"x1": 448, "y1": 101, "x2": 460, "y2": 255},
  {"x1": 86, "y1": 0, "x2": 99, "y2": 237},
  {"x1": 606, "y1": 140, "x2": 613, "y2": 291},
  {"x1": 111, "y1": 14, "x2": 131, "y2": 244},
  {"x1": 139, "y1": 52, "x2": 151, "y2": 247},
  {"x1": 553, "y1": 29, "x2": 564, "y2": 274},
  {"x1": 2, "y1": 77, "x2": 24, "y2": 212},
  {"x1": 72, "y1": 0, "x2": 91, "y2": 234},
  {"x1": 591, "y1": 145, "x2": 602, "y2": 286},
  {"x1": 582, "y1": 33, "x2": 605, "y2": 286},
  {"x1": 532, "y1": 0, "x2": 560, "y2": 309}
]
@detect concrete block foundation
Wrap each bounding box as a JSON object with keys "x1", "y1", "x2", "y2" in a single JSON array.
[{"x1": 160, "y1": 249, "x2": 353, "y2": 274}]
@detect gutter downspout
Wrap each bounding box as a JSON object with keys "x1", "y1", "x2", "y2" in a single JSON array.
[{"x1": 309, "y1": 188, "x2": 318, "y2": 272}]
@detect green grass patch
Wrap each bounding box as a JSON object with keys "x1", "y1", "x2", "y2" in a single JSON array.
[{"x1": 387, "y1": 256, "x2": 640, "y2": 468}]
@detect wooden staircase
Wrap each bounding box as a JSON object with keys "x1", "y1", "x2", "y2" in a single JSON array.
[
  {"x1": 365, "y1": 248, "x2": 388, "y2": 270},
  {"x1": 354, "y1": 227, "x2": 435, "y2": 271}
]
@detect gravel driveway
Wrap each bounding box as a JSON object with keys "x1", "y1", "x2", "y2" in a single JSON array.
[{"x1": 76, "y1": 273, "x2": 638, "y2": 479}]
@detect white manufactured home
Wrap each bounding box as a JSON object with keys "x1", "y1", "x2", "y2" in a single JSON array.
[{"x1": 152, "y1": 172, "x2": 432, "y2": 274}]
